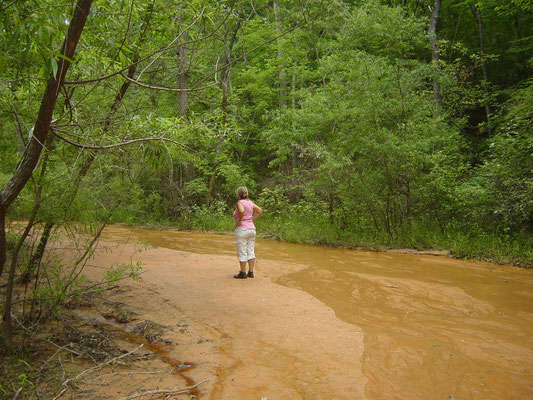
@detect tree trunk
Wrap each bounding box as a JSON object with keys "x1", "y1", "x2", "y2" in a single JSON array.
[
  {"x1": 176, "y1": 29, "x2": 189, "y2": 118},
  {"x1": 470, "y1": 4, "x2": 492, "y2": 135},
  {"x1": 0, "y1": 208, "x2": 6, "y2": 279},
  {"x1": 104, "y1": 1, "x2": 153, "y2": 132},
  {"x1": 0, "y1": 0, "x2": 92, "y2": 278},
  {"x1": 206, "y1": 136, "x2": 224, "y2": 207},
  {"x1": 291, "y1": 68, "x2": 297, "y2": 109},
  {"x1": 328, "y1": 193, "x2": 334, "y2": 225},
  {"x1": 0, "y1": 0, "x2": 92, "y2": 352},
  {"x1": 273, "y1": 1, "x2": 287, "y2": 108},
  {"x1": 20, "y1": 221, "x2": 53, "y2": 284},
  {"x1": 206, "y1": 45, "x2": 230, "y2": 207},
  {"x1": 206, "y1": 22, "x2": 241, "y2": 207},
  {"x1": 429, "y1": 0, "x2": 442, "y2": 115},
  {"x1": 20, "y1": 1, "x2": 155, "y2": 286},
  {"x1": 514, "y1": 15, "x2": 521, "y2": 39},
  {"x1": 14, "y1": 135, "x2": 54, "y2": 284}
]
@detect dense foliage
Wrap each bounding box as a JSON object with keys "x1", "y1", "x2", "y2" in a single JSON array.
[{"x1": 1, "y1": 0, "x2": 532, "y2": 274}]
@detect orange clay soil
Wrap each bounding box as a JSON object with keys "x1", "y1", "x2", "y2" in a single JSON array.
[{"x1": 62, "y1": 237, "x2": 366, "y2": 400}]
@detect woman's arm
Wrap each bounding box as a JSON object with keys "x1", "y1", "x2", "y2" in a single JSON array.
[
  {"x1": 252, "y1": 203, "x2": 263, "y2": 221},
  {"x1": 235, "y1": 201, "x2": 245, "y2": 228}
]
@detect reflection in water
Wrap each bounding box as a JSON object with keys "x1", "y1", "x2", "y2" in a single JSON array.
[{"x1": 103, "y1": 226, "x2": 533, "y2": 399}]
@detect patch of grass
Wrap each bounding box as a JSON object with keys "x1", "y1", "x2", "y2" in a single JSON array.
[
  {"x1": 254, "y1": 214, "x2": 531, "y2": 267},
  {"x1": 444, "y1": 231, "x2": 533, "y2": 267},
  {"x1": 0, "y1": 348, "x2": 40, "y2": 399},
  {"x1": 117, "y1": 207, "x2": 533, "y2": 267}
]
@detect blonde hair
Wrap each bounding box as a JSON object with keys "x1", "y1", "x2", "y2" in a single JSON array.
[{"x1": 236, "y1": 186, "x2": 249, "y2": 199}]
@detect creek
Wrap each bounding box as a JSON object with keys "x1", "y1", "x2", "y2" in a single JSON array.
[{"x1": 103, "y1": 226, "x2": 533, "y2": 399}]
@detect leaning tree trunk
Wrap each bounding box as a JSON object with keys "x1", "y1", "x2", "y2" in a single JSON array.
[
  {"x1": 23, "y1": 0, "x2": 155, "y2": 285},
  {"x1": 13, "y1": 135, "x2": 54, "y2": 285},
  {"x1": 0, "y1": 0, "x2": 93, "y2": 352},
  {"x1": 429, "y1": 0, "x2": 442, "y2": 115},
  {"x1": 19, "y1": 220, "x2": 54, "y2": 285}
]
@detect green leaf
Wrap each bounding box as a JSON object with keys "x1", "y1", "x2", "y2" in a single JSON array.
[
  {"x1": 54, "y1": 52, "x2": 73, "y2": 63},
  {"x1": 50, "y1": 57, "x2": 58, "y2": 79}
]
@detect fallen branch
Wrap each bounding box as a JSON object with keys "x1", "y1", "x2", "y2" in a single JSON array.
[
  {"x1": 118, "y1": 379, "x2": 210, "y2": 400},
  {"x1": 86, "y1": 370, "x2": 168, "y2": 382},
  {"x1": 11, "y1": 314, "x2": 84, "y2": 358},
  {"x1": 12, "y1": 387, "x2": 22, "y2": 400},
  {"x1": 53, "y1": 344, "x2": 143, "y2": 400}
]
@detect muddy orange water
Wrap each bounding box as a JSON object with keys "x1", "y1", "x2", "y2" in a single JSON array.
[{"x1": 102, "y1": 226, "x2": 533, "y2": 399}]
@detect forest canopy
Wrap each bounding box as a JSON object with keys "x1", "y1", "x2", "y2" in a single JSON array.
[{"x1": 1, "y1": 0, "x2": 532, "y2": 271}]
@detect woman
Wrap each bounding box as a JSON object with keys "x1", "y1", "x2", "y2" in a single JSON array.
[{"x1": 233, "y1": 186, "x2": 262, "y2": 279}]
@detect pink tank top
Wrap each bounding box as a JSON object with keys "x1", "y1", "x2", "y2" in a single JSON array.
[{"x1": 233, "y1": 199, "x2": 255, "y2": 229}]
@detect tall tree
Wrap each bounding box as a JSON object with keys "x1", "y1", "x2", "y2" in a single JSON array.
[
  {"x1": 206, "y1": 15, "x2": 242, "y2": 207},
  {"x1": 0, "y1": 0, "x2": 93, "y2": 351},
  {"x1": 176, "y1": 13, "x2": 190, "y2": 118},
  {"x1": 470, "y1": 3, "x2": 492, "y2": 135},
  {"x1": 429, "y1": 0, "x2": 442, "y2": 114},
  {"x1": 274, "y1": 0, "x2": 288, "y2": 108}
]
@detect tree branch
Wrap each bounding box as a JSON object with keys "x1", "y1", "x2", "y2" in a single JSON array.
[
  {"x1": 135, "y1": 6, "x2": 206, "y2": 82},
  {"x1": 64, "y1": 0, "x2": 237, "y2": 86},
  {"x1": 119, "y1": 72, "x2": 219, "y2": 92},
  {"x1": 53, "y1": 344, "x2": 144, "y2": 400},
  {"x1": 191, "y1": 0, "x2": 331, "y2": 89},
  {"x1": 0, "y1": 0, "x2": 17, "y2": 12},
  {"x1": 118, "y1": 380, "x2": 210, "y2": 400},
  {"x1": 50, "y1": 127, "x2": 190, "y2": 151},
  {"x1": 0, "y1": 0, "x2": 92, "y2": 208}
]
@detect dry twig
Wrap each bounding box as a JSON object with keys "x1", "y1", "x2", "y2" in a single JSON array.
[
  {"x1": 12, "y1": 388, "x2": 22, "y2": 400},
  {"x1": 118, "y1": 379, "x2": 210, "y2": 400},
  {"x1": 53, "y1": 344, "x2": 143, "y2": 400}
]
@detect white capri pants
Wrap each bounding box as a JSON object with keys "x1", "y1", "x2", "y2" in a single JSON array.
[{"x1": 235, "y1": 227, "x2": 256, "y2": 262}]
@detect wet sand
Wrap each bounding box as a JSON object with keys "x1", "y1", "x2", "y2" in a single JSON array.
[
  {"x1": 61, "y1": 225, "x2": 533, "y2": 399},
  {"x1": 75, "y1": 227, "x2": 367, "y2": 399}
]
